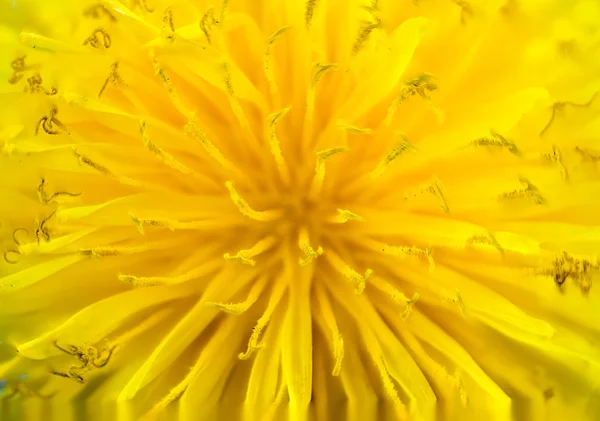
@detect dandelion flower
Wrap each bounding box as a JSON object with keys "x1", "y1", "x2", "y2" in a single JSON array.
[{"x1": 1, "y1": 0, "x2": 600, "y2": 420}]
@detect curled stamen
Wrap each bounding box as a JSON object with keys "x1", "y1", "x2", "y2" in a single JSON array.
[
  {"x1": 540, "y1": 92, "x2": 599, "y2": 137},
  {"x1": 26, "y1": 73, "x2": 57, "y2": 95},
  {"x1": 55, "y1": 341, "x2": 80, "y2": 356},
  {"x1": 36, "y1": 210, "x2": 56, "y2": 244},
  {"x1": 8, "y1": 56, "x2": 27, "y2": 84},
  {"x1": 12, "y1": 228, "x2": 29, "y2": 246},
  {"x1": 35, "y1": 107, "x2": 68, "y2": 136},
  {"x1": 83, "y1": 29, "x2": 111, "y2": 48},
  {"x1": 37, "y1": 178, "x2": 81, "y2": 204},
  {"x1": 4, "y1": 250, "x2": 20, "y2": 264}
]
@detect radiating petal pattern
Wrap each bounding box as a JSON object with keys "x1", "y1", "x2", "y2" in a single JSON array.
[{"x1": 1, "y1": 0, "x2": 600, "y2": 420}]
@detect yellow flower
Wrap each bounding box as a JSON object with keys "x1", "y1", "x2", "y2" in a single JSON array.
[{"x1": 1, "y1": 0, "x2": 600, "y2": 420}]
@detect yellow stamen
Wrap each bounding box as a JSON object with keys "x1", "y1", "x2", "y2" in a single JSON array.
[
  {"x1": 140, "y1": 120, "x2": 193, "y2": 174},
  {"x1": 83, "y1": 28, "x2": 112, "y2": 48},
  {"x1": 499, "y1": 176, "x2": 545, "y2": 205},
  {"x1": 326, "y1": 251, "x2": 373, "y2": 294},
  {"x1": 224, "y1": 236, "x2": 278, "y2": 266},
  {"x1": 72, "y1": 149, "x2": 147, "y2": 188},
  {"x1": 129, "y1": 212, "x2": 175, "y2": 235},
  {"x1": 371, "y1": 133, "x2": 416, "y2": 178},
  {"x1": 37, "y1": 178, "x2": 81, "y2": 204},
  {"x1": 264, "y1": 27, "x2": 291, "y2": 100},
  {"x1": 533, "y1": 251, "x2": 599, "y2": 294},
  {"x1": 305, "y1": 63, "x2": 337, "y2": 141},
  {"x1": 119, "y1": 260, "x2": 221, "y2": 287},
  {"x1": 185, "y1": 116, "x2": 237, "y2": 172},
  {"x1": 161, "y1": 7, "x2": 175, "y2": 42},
  {"x1": 443, "y1": 289, "x2": 467, "y2": 315},
  {"x1": 384, "y1": 73, "x2": 439, "y2": 126},
  {"x1": 225, "y1": 181, "x2": 282, "y2": 221},
  {"x1": 305, "y1": 0, "x2": 319, "y2": 27},
  {"x1": 540, "y1": 92, "x2": 599, "y2": 137},
  {"x1": 207, "y1": 276, "x2": 268, "y2": 314},
  {"x1": 223, "y1": 62, "x2": 249, "y2": 128},
  {"x1": 298, "y1": 228, "x2": 323, "y2": 266},
  {"x1": 239, "y1": 281, "x2": 287, "y2": 360},
  {"x1": 81, "y1": 246, "x2": 132, "y2": 257},
  {"x1": 466, "y1": 232, "x2": 505, "y2": 255},
  {"x1": 99, "y1": 62, "x2": 124, "y2": 98},
  {"x1": 337, "y1": 120, "x2": 372, "y2": 134},
  {"x1": 311, "y1": 147, "x2": 349, "y2": 195},
  {"x1": 351, "y1": 19, "x2": 381, "y2": 57},
  {"x1": 200, "y1": 8, "x2": 216, "y2": 45},
  {"x1": 220, "y1": 0, "x2": 230, "y2": 23},
  {"x1": 370, "y1": 277, "x2": 421, "y2": 319},
  {"x1": 377, "y1": 241, "x2": 435, "y2": 270},
  {"x1": 404, "y1": 177, "x2": 450, "y2": 213},
  {"x1": 328, "y1": 208, "x2": 364, "y2": 224},
  {"x1": 151, "y1": 54, "x2": 188, "y2": 116},
  {"x1": 266, "y1": 108, "x2": 291, "y2": 183},
  {"x1": 466, "y1": 131, "x2": 520, "y2": 155},
  {"x1": 541, "y1": 145, "x2": 568, "y2": 181},
  {"x1": 129, "y1": 212, "x2": 222, "y2": 234}
]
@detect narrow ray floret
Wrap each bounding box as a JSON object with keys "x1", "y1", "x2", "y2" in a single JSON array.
[{"x1": 0, "y1": 1, "x2": 600, "y2": 421}]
